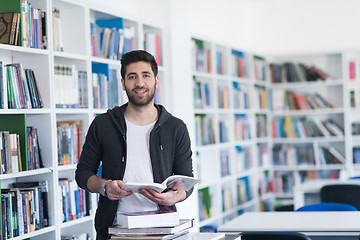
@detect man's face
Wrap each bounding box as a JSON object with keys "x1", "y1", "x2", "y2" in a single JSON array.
[{"x1": 122, "y1": 61, "x2": 158, "y2": 107}]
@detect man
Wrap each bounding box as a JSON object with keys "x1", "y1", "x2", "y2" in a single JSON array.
[{"x1": 75, "y1": 50, "x2": 194, "y2": 240}]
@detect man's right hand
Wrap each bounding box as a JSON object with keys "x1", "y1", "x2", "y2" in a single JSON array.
[{"x1": 105, "y1": 180, "x2": 132, "y2": 200}]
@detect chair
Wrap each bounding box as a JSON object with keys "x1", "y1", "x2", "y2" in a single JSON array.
[
  {"x1": 320, "y1": 184, "x2": 360, "y2": 210},
  {"x1": 296, "y1": 202, "x2": 357, "y2": 211},
  {"x1": 240, "y1": 231, "x2": 312, "y2": 240}
]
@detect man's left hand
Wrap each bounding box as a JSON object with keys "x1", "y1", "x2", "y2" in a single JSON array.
[{"x1": 138, "y1": 182, "x2": 186, "y2": 206}]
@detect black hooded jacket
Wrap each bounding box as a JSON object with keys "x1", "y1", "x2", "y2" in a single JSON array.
[{"x1": 75, "y1": 103, "x2": 194, "y2": 239}]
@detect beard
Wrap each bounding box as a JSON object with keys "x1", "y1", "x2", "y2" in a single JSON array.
[{"x1": 125, "y1": 83, "x2": 156, "y2": 107}]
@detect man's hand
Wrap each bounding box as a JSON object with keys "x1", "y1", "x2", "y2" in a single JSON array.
[
  {"x1": 138, "y1": 182, "x2": 186, "y2": 206},
  {"x1": 105, "y1": 180, "x2": 132, "y2": 200}
]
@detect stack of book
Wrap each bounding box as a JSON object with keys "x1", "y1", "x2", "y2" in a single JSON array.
[{"x1": 108, "y1": 210, "x2": 194, "y2": 240}]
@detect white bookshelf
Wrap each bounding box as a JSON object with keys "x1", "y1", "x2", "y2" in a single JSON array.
[
  {"x1": 0, "y1": 0, "x2": 167, "y2": 239},
  {"x1": 191, "y1": 37, "x2": 274, "y2": 230},
  {"x1": 268, "y1": 51, "x2": 353, "y2": 206}
]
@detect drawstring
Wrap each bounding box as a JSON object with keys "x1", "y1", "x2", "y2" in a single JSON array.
[{"x1": 160, "y1": 145, "x2": 163, "y2": 151}]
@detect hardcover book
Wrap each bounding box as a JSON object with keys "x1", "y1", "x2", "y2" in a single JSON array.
[
  {"x1": 116, "y1": 209, "x2": 179, "y2": 229},
  {"x1": 109, "y1": 219, "x2": 194, "y2": 235}
]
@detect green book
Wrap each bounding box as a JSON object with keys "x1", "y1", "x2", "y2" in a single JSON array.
[{"x1": 0, "y1": 114, "x2": 28, "y2": 171}]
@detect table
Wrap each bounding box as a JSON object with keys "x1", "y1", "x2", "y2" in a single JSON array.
[
  {"x1": 293, "y1": 179, "x2": 360, "y2": 210},
  {"x1": 218, "y1": 212, "x2": 360, "y2": 240}
]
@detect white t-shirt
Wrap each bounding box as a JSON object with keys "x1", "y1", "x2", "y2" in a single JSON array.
[{"x1": 116, "y1": 118, "x2": 158, "y2": 215}]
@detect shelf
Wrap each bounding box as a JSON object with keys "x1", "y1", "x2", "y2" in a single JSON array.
[
  {"x1": 272, "y1": 108, "x2": 344, "y2": 116},
  {"x1": 272, "y1": 136, "x2": 345, "y2": 144},
  {"x1": 0, "y1": 168, "x2": 53, "y2": 180},
  {"x1": 271, "y1": 79, "x2": 343, "y2": 89}
]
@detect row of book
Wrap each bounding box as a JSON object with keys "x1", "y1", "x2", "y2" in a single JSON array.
[
  {"x1": 54, "y1": 64, "x2": 88, "y2": 109},
  {"x1": 272, "y1": 117, "x2": 344, "y2": 138},
  {"x1": 353, "y1": 147, "x2": 360, "y2": 164},
  {"x1": 222, "y1": 187, "x2": 233, "y2": 211},
  {"x1": 236, "y1": 176, "x2": 252, "y2": 205},
  {"x1": 220, "y1": 151, "x2": 231, "y2": 177},
  {"x1": 194, "y1": 114, "x2": 215, "y2": 146},
  {"x1": 144, "y1": 32, "x2": 162, "y2": 66},
  {"x1": 234, "y1": 114, "x2": 251, "y2": 141},
  {"x1": 273, "y1": 144, "x2": 345, "y2": 166},
  {"x1": 198, "y1": 187, "x2": 212, "y2": 221},
  {"x1": 4, "y1": 62, "x2": 43, "y2": 109},
  {"x1": 1, "y1": 127, "x2": 43, "y2": 174},
  {"x1": 256, "y1": 114, "x2": 267, "y2": 138},
  {"x1": 58, "y1": 178, "x2": 91, "y2": 223},
  {"x1": 219, "y1": 119, "x2": 229, "y2": 143},
  {"x1": 272, "y1": 144, "x2": 315, "y2": 166},
  {"x1": 1, "y1": 181, "x2": 50, "y2": 239},
  {"x1": 193, "y1": 77, "x2": 211, "y2": 109},
  {"x1": 352, "y1": 122, "x2": 360, "y2": 135},
  {"x1": 254, "y1": 86, "x2": 267, "y2": 109},
  {"x1": 57, "y1": 120, "x2": 84, "y2": 166},
  {"x1": 92, "y1": 69, "x2": 122, "y2": 109},
  {"x1": 0, "y1": 1, "x2": 47, "y2": 49},
  {"x1": 269, "y1": 62, "x2": 329, "y2": 83},
  {"x1": 218, "y1": 85, "x2": 229, "y2": 109},
  {"x1": 350, "y1": 89, "x2": 360, "y2": 108},
  {"x1": 91, "y1": 18, "x2": 135, "y2": 60},
  {"x1": 272, "y1": 90, "x2": 334, "y2": 111},
  {"x1": 52, "y1": 8, "x2": 63, "y2": 51},
  {"x1": 216, "y1": 50, "x2": 226, "y2": 75},
  {"x1": 253, "y1": 56, "x2": 266, "y2": 81},
  {"x1": 231, "y1": 50, "x2": 249, "y2": 78},
  {"x1": 191, "y1": 38, "x2": 212, "y2": 73},
  {"x1": 274, "y1": 173, "x2": 295, "y2": 194},
  {"x1": 258, "y1": 171, "x2": 274, "y2": 197},
  {"x1": 233, "y1": 82, "x2": 250, "y2": 109},
  {"x1": 235, "y1": 146, "x2": 252, "y2": 173}
]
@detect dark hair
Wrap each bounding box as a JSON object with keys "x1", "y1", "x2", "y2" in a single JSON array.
[{"x1": 120, "y1": 50, "x2": 158, "y2": 79}]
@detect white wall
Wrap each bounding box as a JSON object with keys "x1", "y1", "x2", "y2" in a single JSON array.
[
  {"x1": 185, "y1": 0, "x2": 360, "y2": 54},
  {"x1": 241, "y1": 0, "x2": 360, "y2": 54}
]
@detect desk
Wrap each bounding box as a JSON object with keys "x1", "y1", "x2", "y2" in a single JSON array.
[
  {"x1": 293, "y1": 179, "x2": 360, "y2": 209},
  {"x1": 218, "y1": 212, "x2": 360, "y2": 240}
]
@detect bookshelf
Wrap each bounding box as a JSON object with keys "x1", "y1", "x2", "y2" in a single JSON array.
[
  {"x1": 268, "y1": 52, "x2": 355, "y2": 207},
  {"x1": 191, "y1": 37, "x2": 274, "y2": 230},
  {"x1": 0, "y1": 0, "x2": 167, "y2": 239}
]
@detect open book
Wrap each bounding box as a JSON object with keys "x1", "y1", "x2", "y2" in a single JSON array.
[{"x1": 123, "y1": 175, "x2": 199, "y2": 193}]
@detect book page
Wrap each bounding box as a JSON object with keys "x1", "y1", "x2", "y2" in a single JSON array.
[
  {"x1": 123, "y1": 182, "x2": 165, "y2": 193},
  {"x1": 163, "y1": 175, "x2": 199, "y2": 191}
]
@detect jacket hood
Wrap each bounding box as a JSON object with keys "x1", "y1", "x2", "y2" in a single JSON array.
[{"x1": 106, "y1": 103, "x2": 172, "y2": 134}]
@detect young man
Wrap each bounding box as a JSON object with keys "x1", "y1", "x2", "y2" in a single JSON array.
[{"x1": 75, "y1": 50, "x2": 194, "y2": 240}]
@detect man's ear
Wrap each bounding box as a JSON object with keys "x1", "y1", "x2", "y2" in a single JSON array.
[
  {"x1": 155, "y1": 75, "x2": 159, "y2": 88},
  {"x1": 121, "y1": 78, "x2": 125, "y2": 90}
]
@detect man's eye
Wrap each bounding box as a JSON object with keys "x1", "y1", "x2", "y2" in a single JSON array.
[
  {"x1": 128, "y1": 76, "x2": 135, "y2": 79},
  {"x1": 144, "y1": 74, "x2": 150, "y2": 78}
]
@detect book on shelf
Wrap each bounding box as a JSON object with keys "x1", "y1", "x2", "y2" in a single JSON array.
[
  {"x1": 270, "y1": 62, "x2": 330, "y2": 83},
  {"x1": 0, "y1": 12, "x2": 19, "y2": 45},
  {"x1": 5, "y1": 63, "x2": 43, "y2": 109},
  {"x1": 109, "y1": 219, "x2": 194, "y2": 236},
  {"x1": 52, "y1": 8, "x2": 63, "y2": 51},
  {"x1": 320, "y1": 146, "x2": 345, "y2": 164},
  {"x1": 56, "y1": 120, "x2": 84, "y2": 166},
  {"x1": 116, "y1": 209, "x2": 180, "y2": 229},
  {"x1": 123, "y1": 175, "x2": 199, "y2": 193},
  {"x1": 61, "y1": 233, "x2": 89, "y2": 240},
  {"x1": 1, "y1": 181, "x2": 50, "y2": 238}
]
